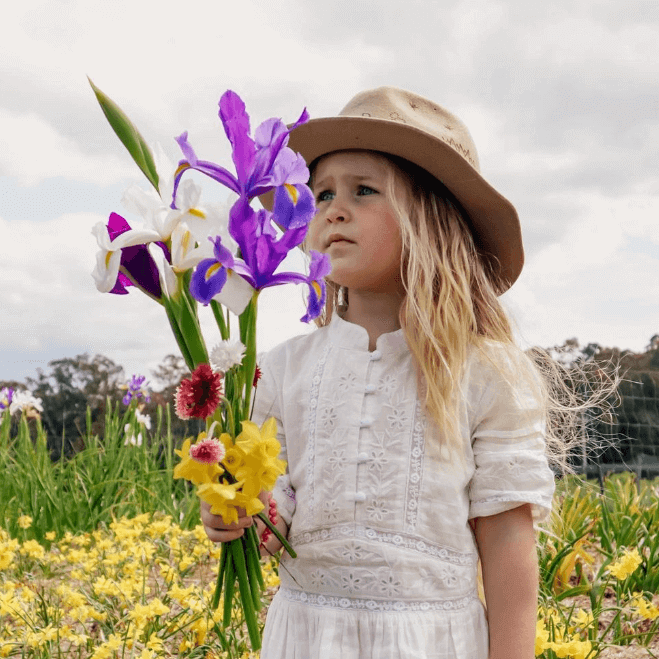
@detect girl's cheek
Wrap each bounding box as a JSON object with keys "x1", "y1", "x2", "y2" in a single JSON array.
[{"x1": 306, "y1": 217, "x2": 324, "y2": 252}]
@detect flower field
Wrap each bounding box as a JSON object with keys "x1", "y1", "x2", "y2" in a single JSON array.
[{"x1": 2, "y1": 405, "x2": 659, "y2": 658}]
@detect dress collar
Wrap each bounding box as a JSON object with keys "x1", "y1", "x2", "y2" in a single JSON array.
[{"x1": 328, "y1": 312, "x2": 408, "y2": 355}]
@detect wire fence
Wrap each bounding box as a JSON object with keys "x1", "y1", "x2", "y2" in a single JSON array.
[{"x1": 573, "y1": 385, "x2": 659, "y2": 484}]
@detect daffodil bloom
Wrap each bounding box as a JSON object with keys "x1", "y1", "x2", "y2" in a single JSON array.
[
  {"x1": 173, "y1": 438, "x2": 223, "y2": 485},
  {"x1": 17, "y1": 515, "x2": 32, "y2": 530},
  {"x1": 633, "y1": 594, "x2": 659, "y2": 620},
  {"x1": 608, "y1": 547, "x2": 643, "y2": 580},
  {"x1": 196, "y1": 481, "x2": 243, "y2": 525}
]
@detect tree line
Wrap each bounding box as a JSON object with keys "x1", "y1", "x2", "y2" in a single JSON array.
[
  {"x1": 2, "y1": 335, "x2": 658, "y2": 465},
  {"x1": 1, "y1": 353, "x2": 201, "y2": 459}
]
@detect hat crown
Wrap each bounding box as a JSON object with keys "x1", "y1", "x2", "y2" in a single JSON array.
[{"x1": 338, "y1": 86, "x2": 480, "y2": 171}]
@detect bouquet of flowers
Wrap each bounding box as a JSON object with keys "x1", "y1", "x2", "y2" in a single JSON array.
[{"x1": 89, "y1": 79, "x2": 328, "y2": 649}]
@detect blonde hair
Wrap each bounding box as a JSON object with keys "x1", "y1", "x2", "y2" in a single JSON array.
[{"x1": 313, "y1": 151, "x2": 615, "y2": 472}]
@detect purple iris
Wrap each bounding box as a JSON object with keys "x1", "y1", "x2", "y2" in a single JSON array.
[
  {"x1": 0, "y1": 387, "x2": 13, "y2": 411},
  {"x1": 172, "y1": 90, "x2": 310, "y2": 203},
  {"x1": 190, "y1": 199, "x2": 329, "y2": 322},
  {"x1": 106, "y1": 213, "x2": 168, "y2": 299},
  {"x1": 178, "y1": 90, "x2": 328, "y2": 321},
  {"x1": 122, "y1": 374, "x2": 151, "y2": 405},
  {"x1": 301, "y1": 251, "x2": 332, "y2": 323}
]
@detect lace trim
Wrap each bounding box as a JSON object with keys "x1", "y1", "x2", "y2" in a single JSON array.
[
  {"x1": 405, "y1": 399, "x2": 426, "y2": 532},
  {"x1": 289, "y1": 524, "x2": 478, "y2": 566},
  {"x1": 306, "y1": 345, "x2": 331, "y2": 520},
  {"x1": 278, "y1": 586, "x2": 479, "y2": 613},
  {"x1": 471, "y1": 492, "x2": 552, "y2": 507}
]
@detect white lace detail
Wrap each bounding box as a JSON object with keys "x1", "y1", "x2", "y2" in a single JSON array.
[
  {"x1": 306, "y1": 345, "x2": 331, "y2": 520},
  {"x1": 471, "y1": 492, "x2": 551, "y2": 506},
  {"x1": 278, "y1": 586, "x2": 479, "y2": 613},
  {"x1": 290, "y1": 524, "x2": 478, "y2": 566},
  {"x1": 405, "y1": 399, "x2": 426, "y2": 532}
]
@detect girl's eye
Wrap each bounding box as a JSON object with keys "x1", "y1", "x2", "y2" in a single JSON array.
[
  {"x1": 316, "y1": 190, "x2": 334, "y2": 203},
  {"x1": 357, "y1": 185, "x2": 377, "y2": 196}
]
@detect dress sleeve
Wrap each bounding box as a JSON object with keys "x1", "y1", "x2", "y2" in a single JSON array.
[
  {"x1": 251, "y1": 352, "x2": 296, "y2": 527},
  {"x1": 467, "y1": 348, "x2": 555, "y2": 523}
]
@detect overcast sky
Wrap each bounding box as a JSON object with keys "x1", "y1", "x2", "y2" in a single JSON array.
[{"x1": 2, "y1": 0, "x2": 658, "y2": 388}]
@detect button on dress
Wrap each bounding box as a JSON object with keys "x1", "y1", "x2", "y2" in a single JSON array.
[{"x1": 252, "y1": 314, "x2": 555, "y2": 659}]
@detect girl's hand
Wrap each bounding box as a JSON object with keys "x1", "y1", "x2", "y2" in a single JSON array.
[{"x1": 200, "y1": 492, "x2": 269, "y2": 543}]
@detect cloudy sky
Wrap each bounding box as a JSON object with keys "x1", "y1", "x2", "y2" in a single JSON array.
[{"x1": 2, "y1": 0, "x2": 657, "y2": 388}]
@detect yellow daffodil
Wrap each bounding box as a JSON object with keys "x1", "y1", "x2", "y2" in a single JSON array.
[
  {"x1": 174, "y1": 437, "x2": 223, "y2": 485},
  {"x1": 197, "y1": 481, "x2": 243, "y2": 525},
  {"x1": 608, "y1": 547, "x2": 643, "y2": 580},
  {"x1": 633, "y1": 594, "x2": 659, "y2": 621},
  {"x1": 17, "y1": 515, "x2": 32, "y2": 529}
]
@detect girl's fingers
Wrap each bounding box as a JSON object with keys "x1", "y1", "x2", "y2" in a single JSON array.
[{"x1": 199, "y1": 500, "x2": 253, "y2": 543}]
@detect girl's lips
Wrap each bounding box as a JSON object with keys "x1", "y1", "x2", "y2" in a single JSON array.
[{"x1": 326, "y1": 234, "x2": 354, "y2": 248}]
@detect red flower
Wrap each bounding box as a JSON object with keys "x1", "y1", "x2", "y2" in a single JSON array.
[
  {"x1": 175, "y1": 364, "x2": 223, "y2": 419},
  {"x1": 190, "y1": 438, "x2": 226, "y2": 464},
  {"x1": 253, "y1": 364, "x2": 262, "y2": 388}
]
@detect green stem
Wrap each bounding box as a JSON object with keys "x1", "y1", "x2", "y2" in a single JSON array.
[
  {"x1": 210, "y1": 299, "x2": 230, "y2": 340},
  {"x1": 212, "y1": 543, "x2": 229, "y2": 611},
  {"x1": 231, "y1": 539, "x2": 261, "y2": 650},
  {"x1": 222, "y1": 554, "x2": 236, "y2": 628},
  {"x1": 244, "y1": 526, "x2": 264, "y2": 605},
  {"x1": 255, "y1": 511, "x2": 297, "y2": 558},
  {"x1": 239, "y1": 294, "x2": 259, "y2": 420}
]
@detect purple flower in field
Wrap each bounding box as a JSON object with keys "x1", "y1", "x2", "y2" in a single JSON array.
[
  {"x1": 173, "y1": 90, "x2": 310, "y2": 202},
  {"x1": 0, "y1": 387, "x2": 13, "y2": 411},
  {"x1": 121, "y1": 374, "x2": 151, "y2": 405}
]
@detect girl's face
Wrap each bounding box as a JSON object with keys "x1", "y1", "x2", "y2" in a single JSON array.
[{"x1": 307, "y1": 151, "x2": 405, "y2": 295}]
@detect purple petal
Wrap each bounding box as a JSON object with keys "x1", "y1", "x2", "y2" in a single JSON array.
[
  {"x1": 228, "y1": 197, "x2": 259, "y2": 259},
  {"x1": 119, "y1": 244, "x2": 163, "y2": 299},
  {"x1": 270, "y1": 150, "x2": 310, "y2": 187},
  {"x1": 109, "y1": 271, "x2": 132, "y2": 295},
  {"x1": 219, "y1": 91, "x2": 256, "y2": 187},
  {"x1": 190, "y1": 258, "x2": 228, "y2": 305},
  {"x1": 309, "y1": 249, "x2": 332, "y2": 280},
  {"x1": 211, "y1": 236, "x2": 236, "y2": 269},
  {"x1": 254, "y1": 117, "x2": 288, "y2": 149},
  {"x1": 107, "y1": 212, "x2": 132, "y2": 241},
  {"x1": 289, "y1": 107, "x2": 310, "y2": 132},
  {"x1": 272, "y1": 184, "x2": 316, "y2": 230},
  {"x1": 301, "y1": 277, "x2": 326, "y2": 323},
  {"x1": 173, "y1": 132, "x2": 240, "y2": 205}
]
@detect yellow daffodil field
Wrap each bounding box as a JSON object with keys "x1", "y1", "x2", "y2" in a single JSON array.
[{"x1": 2, "y1": 407, "x2": 659, "y2": 658}]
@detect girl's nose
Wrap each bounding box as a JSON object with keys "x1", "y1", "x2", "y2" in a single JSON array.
[{"x1": 326, "y1": 196, "x2": 349, "y2": 223}]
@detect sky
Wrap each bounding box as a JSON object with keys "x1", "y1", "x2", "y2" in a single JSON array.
[{"x1": 1, "y1": 0, "x2": 658, "y2": 388}]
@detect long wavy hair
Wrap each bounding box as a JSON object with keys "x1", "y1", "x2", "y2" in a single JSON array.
[{"x1": 312, "y1": 151, "x2": 614, "y2": 471}]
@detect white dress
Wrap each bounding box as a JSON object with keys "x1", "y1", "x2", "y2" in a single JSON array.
[{"x1": 252, "y1": 314, "x2": 555, "y2": 659}]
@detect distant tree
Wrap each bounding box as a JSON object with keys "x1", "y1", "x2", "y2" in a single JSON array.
[
  {"x1": 151, "y1": 354, "x2": 190, "y2": 392},
  {"x1": 25, "y1": 354, "x2": 125, "y2": 458}
]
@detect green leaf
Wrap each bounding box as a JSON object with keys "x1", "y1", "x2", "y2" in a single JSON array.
[{"x1": 88, "y1": 77, "x2": 160, "y2": 193}]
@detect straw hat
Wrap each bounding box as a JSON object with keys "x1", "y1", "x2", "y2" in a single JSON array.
[{"x1": 287, "y1": 86, "x2": 523, "y2": 292}]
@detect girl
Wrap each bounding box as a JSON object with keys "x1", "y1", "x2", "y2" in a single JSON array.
[{"x1": 202, "y1": 87, "x2": 558, "y2": 659}]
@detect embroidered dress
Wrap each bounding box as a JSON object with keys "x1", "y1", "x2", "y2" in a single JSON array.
[{"x1": 253, "y1": 313, "x2": 555, "y2": 659}]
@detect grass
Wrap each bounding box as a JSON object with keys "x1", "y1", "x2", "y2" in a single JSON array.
[{"x1": 1, "y1": 405, "x2": 659, "y2": 658}]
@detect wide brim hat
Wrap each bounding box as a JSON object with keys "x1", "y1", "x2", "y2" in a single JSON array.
[{"x1": 286, "y1": 86, "x2": 524, "y2": 293}]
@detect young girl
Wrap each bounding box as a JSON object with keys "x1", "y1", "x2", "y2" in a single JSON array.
[{"x1": 201, "y1": 87, "x2": 557, "y2": 659}]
